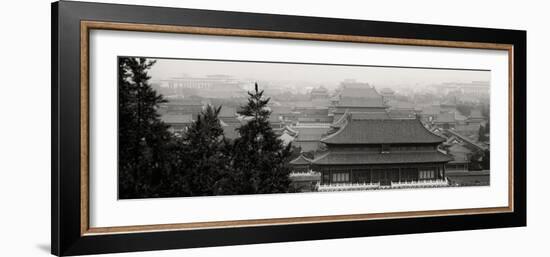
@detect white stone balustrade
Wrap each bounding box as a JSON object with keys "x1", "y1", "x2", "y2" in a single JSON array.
[
  {"x1": 317, "y1": 182, "x2": 381, "y2": 192},
  {"x1": 289, "y1": 170, "x2": 321, "y2": 177},
  {"x1": 391, "y1": 178, "x2": 449, "y2": 189},
  {"x1": 317, "y1": 178, "x2": 449, "y2": 192}
]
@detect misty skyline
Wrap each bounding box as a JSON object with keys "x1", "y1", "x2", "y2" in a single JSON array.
[{"x1": 147, "y1": 57, "x2": 490, "y2": 89}]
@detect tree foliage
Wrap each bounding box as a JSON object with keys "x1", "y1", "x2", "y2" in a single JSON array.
[
  {"x1": 161, "y1": 105, "x2": 234, "y2": 197},
  {"x1": 118, "y1": 57, "x2": 172, "y2": 198},
  {"x1": 118, "y1": 58, "x2": 293, "y2": 198},
  {"x1": 229, "y1": 83, "x2": 293, "y2": 194}
]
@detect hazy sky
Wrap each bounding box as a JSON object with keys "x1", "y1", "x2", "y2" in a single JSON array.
[{"x1": 148, "y1": 57, "x2": 490, "y2": 88}]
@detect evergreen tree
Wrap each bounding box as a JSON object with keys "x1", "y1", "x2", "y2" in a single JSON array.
[
  {"x1": 229, "y1": 83, "x2": 293, "y2": 194},
  {"x1": 171, "y1": 105, "x2": 232, "y2": 196},
  {"x1": 118, "y1": 57, "x2": 172, "y2": 198}
]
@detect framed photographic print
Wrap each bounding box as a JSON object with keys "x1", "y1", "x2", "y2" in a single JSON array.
[{"x1": 51, "y1": 1, "x2": 526, "y2": 256}]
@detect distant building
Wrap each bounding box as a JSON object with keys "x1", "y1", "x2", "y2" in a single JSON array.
[
  {"x1": 311, "y1": 115, "x2": 452, "y2": 187},
  {"x1": 445, "y1": 129, "x2": 488, "y2": 152},
  {"x1": 379, "y1": 87, "x2": 395, "y2": 102},
  {"x1": 156, "y1": 74, "x2": 246, "y2": 98},
  {"x1": 333, "y1": 82, "x2": 388, "y2": 121},
  {"x1": 310, "y1": 86, "x2": 329, "y2": 100},
  {"x1": 430, "y1": 81, "x2": 490, "y2": 96},
  {"x1": 432, "y1": 112, "x2": 457, "y2": 129},
  {"x1": 419, "y1": 105, "x2": 443, "y2": 122},
  {"x1": 444, "y1": 143, "x2": 472, "y2": 172},
  {"x1": 387, "y1": 99, "x2": 418, "y2": 119},
  {"x1": 428, "y1": 81, "x2": 490, "y2": 104},
  {"x1": 278, "y1": 132, "x2": 295, "y2": 146},
  {"x1": 294, "y1": 107, "x2": 333, "y2": 124},
  {"x1": 467, "y1": 109, "x2": 486, "y2": 124},
  {"x1": 446, "y1": 170, "x2": 490, "y2": 187}
]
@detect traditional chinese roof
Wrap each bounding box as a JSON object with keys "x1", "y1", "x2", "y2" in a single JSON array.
[
  {"x1": 447, "y1": 144, "x2": 472, "y2": 164},
  {"x1": 331, "y1": 112, "x2": 391, "y2": 126},
  {"x1": 340, "y1": 83, "x2": 377, "y2": 97},
  {"x1": 387, "y1": 100, "x2": 415, "y2": 110},
  {"x1": 290, "y1": 155, "x2": 313, "y2": 165},
  {"x1": 311, "y1": 151, "x2": 452, "y2": 165},
  {"x1": 388, "y1": 109, "x2": 416, "y2": 119},
  {"x1": 444, "y1": 135, "x2": 462, "y2": 145},
  {"x1": 321, "y1": 118, "x2": 445, "y2": 145},
  {"x1": 350, "y1": 112, "x2": 391, "y2": 120},
  {"x1": 280, "y1": 126, "x2": 298, "y2": 137},
  {"x1": 295, "y1": 126, "x2": 331, "y2": 142},
  {"x1": 278, "y1": 133, "x2": 295, "y2": 146},
  {"x1": 445, "y1": 129, "x2": 488, "y2": 151},
  {"x1": 338, "y1": 85, "x2": 386, "y2": 108},
  {"x1": 338, "y1": 97, "x2": 387, "y2": 108}
]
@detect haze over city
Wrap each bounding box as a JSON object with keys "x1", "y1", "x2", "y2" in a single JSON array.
[
  {"x1": 119, "y1": 56, "x2": 492, "y2": 198},
  {"x1": 148, "y1": 57, "x2": 490, "y2": 92}
]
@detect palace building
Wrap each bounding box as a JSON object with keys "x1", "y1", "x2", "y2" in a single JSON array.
[
  {"x1": 332, "y1": 82, "x2": 388, "y2": 121},
  {"x1": 310, "y1": 114, "x2": 453, "y2": 187}
]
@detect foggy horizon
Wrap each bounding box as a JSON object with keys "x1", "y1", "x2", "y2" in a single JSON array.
[{"x1": 147, "y1": 57, "x2": 490, "y2": 90}]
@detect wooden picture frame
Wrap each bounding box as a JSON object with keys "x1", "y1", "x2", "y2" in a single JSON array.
[{"x1": 52, "y1": 1, "x2": 526, "y2": 256}]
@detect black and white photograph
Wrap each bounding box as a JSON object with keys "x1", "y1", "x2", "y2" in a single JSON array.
[
  {"x1": 0, "y1": 0, "x2": 538, "y2": 256},
  {"x1": 118, "y1": 56, "x2": 491, "y2": 199}
]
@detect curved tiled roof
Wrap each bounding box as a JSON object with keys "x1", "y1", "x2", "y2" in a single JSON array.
[
  {"x1": 340, "y1": 84, "x2": 379, "y2": 98},
  {"x1": 321, "y1": 118, "x2": 445, "y2": 145},
  {"x1": 337, "y1": 85, "x2": 387, "y2": 108},
  {"x1": 294, "y1": 126, "x2": 331, "y2": 142},
  {"x1": 311, "y1": 151, "x2": 452, "y2": 165},
  {"x1": 290, "y1": 155, "x2": 313, "y2": 165},
  {"x1": 338, "y1": 97, "x2": 387, "y2": 108}
]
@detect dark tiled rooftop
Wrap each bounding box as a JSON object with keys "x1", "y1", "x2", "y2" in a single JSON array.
[
  {"x1": 322, "y1": 118, "x2": 445, "y2": 145},
  {"x1": 311, "y1": 151, "x2": 452, "y2": 165}
]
